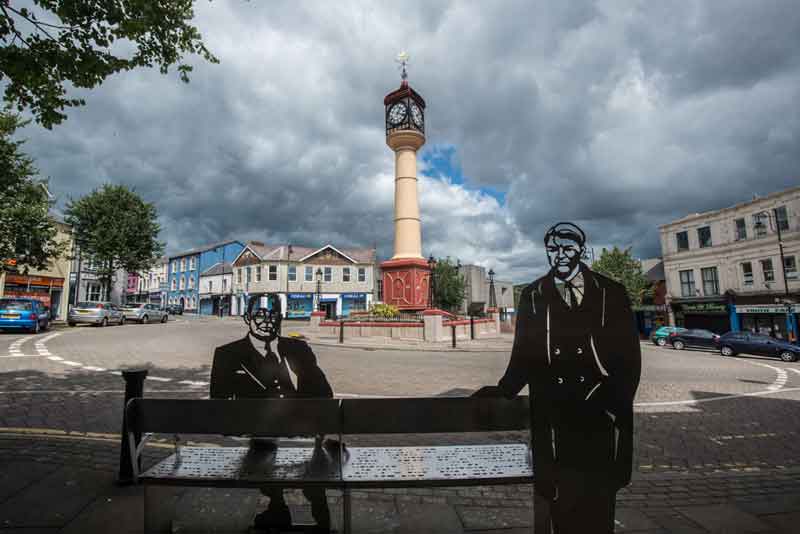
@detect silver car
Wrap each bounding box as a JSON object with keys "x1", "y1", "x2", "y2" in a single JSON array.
[
  {"x1": 68, "y1": 301, "x2": 125, "y2": 327},
  {"x1": 121, "y1": 303, "x2": 168, "y2": 324}
]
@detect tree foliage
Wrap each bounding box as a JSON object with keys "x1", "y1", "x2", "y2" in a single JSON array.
[
  {"x1": 0, "y1": 109, "x2": 64, "y2": 273},
  {"x1": 591, "y1": 246, "x2": 650, "y2": 306},
  {"x1": 0, "y1": 1, "x2": 217, "y2": 128},
  {"x1": 65, "y1": 184, "x2": 163, "y2": 299},
  {"x1": 432, "y1": 257, "x2": 466, "y2": 312}
]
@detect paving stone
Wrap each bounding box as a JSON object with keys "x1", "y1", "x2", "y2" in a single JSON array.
[
  {"x1": 0, "y1": 461, "x2": 60, "y2": 503},
  {"x1": 677, "y1": 504, "x2": 772, "y2": 533},
  {"x1": 759, "y1": 511, "x2": 800, "y2": 533},
  {"x1": 397, "y1": 502, "x2": 463, "y2": 534},
  {"x1": 615, "y1": 508, "x2": 661, "y2": 531},
  {"x1": 170, "y1": 487, "x2": 262, "y2": 532},
  {"x1": 61, "y1": 494, "x2": 143, "y2": 534},
  {"x1": 0, "y1": 466, "x2": 110, "y2": 528},
  {"x1": 347, "y1": 499, "x2": 399, "y2": 534},
  {"x1": 644, "y1": 510, "x2": 708, "y2": 534},
  {"x1": 455, "y1": 506, "x2": 531, "y2": 530}
]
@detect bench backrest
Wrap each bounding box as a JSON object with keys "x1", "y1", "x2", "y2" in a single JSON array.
[
  {"x1": 340, "y1": 397, "x2": 529, "y2": 434},
  {"x1": 126, "y1": 398, "x2": 342, "y2": 437}
]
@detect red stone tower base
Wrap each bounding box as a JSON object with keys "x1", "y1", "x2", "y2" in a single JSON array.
[{"x1": 380, "y1": 258, "x2": 431, "y2": 311}]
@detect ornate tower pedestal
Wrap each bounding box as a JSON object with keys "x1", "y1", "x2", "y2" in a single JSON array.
[{"x1": 380, "y1": 60, "x2": 432, "y2": 310}]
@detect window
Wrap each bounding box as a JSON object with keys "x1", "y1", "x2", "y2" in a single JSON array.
[
  {"x1": 256, "y1": 266, "x2": 262, "y2": 282},
  {"x1": 697, "y1": 226, "x2": 712, "y2": 248},
  {"x1": 324, "y1": 267, "x2": 332, "y2": 282},
  {"x1": 171, "y1": 278, "x2": 176, "y2": 291},
  {"x1": 679, "y1": 270, "x2": 695, "y2": 297},
  {"x1": 343, "y1": 267, "x2": 351, "y2": 282},
  {"x1": 288, "y1": 265, "x2": 297, "y2": 282},
  {"x1": 208, "y1": 280, "x2": 213, "y2": 293},
  {"x1": 304, "y1": 266, "x2": 313, "y2": 282},
  {"x1": 358, "y1": 267, "x2": 366, "y2": 282},
  {"x1": 785, "y1": 256, "x2": 798, "y2": 280},
  {"x1": 676, "y1": 231, "x2": 689, "y2": 251},
  {"x1": 754, "y1": 214, "x2": 768, "y2": 237},
  {"x1": 179, "y1": 276, "x2": 185, "y2": 290},
  {"x1": 180, "y1": 258, "x2": 186, "y2": 271},
  {"x1": 237, "y1": 268, "x2": 242, "y2": 284},
  {"x1": 776, "y1": 206, "x2": 789, "y2": 232},
  {"x1": 701, "y1": 267, "x2": 719, "y2": 296},
  {"x1": 269, "y1": 265, "x2": 277, "y2": 281},
  {"x1": 761, "y1": 259, "x2": 775, "y2": 282},
  {"x1": 735, "y1": 218, "x2": 747, "y2": 241},
  {"x1": 189, "y1": 257, "x2": 196, "y2": 270},
  {"x1": 246, "y1": 266, "x2": 252, "y2": 283},
  {"x1": 172, "y1": 261, "x2": 177, "y2": 273},
  {"x1": 188, "y1": 276, "x2": 194, "y2": 289},
  {"x1": 222, "y1": 278, "x2": 227, "y2": 292},
  {"x1": 88, "y1": 282, "x2": 101, "y2": 301},
  {"x1": 742, "y1": 262, "x2": 753, "y2": 285}
]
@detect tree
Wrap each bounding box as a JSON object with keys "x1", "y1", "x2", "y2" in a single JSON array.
[
  {"x1": 0, "y1": 110, "x2": 65, "y2": 273},
  {"x1": 0, "y1": 1, "x2": 217, "y2": 128},
  {"x1": 591, "y1": 246, "x2": 650, "y2": 306},
  {"x1": 432, "y1": 257, "x2": 466, "y2": 313},
  {"x1": 65, "y1": 184, "x2": 163, "y2": 300}
]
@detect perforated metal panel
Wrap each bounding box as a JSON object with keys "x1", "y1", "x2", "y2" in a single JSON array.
[
  {"x1": 142, "y1": 446, "x2": 340, "y2": 485},
  {"x1": 342, "y1": 444, "x2": 533, "y2": 487}
]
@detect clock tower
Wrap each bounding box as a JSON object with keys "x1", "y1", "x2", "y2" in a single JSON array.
[{"x1": 380, "y1": 52, "x2": 432, "y2": 310}]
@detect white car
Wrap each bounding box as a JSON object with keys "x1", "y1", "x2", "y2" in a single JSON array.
[{"x1": 121, "y1": 303, "x2": 168, "y2": 324}]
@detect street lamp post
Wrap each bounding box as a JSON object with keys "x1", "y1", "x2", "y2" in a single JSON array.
[
  {"x1": 754, "y1": 210, "x2": 795, "y2": 340},
  {"x1": 488, "y1": 268, "x2": 497, "y2": 310},
  {"x1": 315, "y1": 267, "x2": 323, "y2": 313}
]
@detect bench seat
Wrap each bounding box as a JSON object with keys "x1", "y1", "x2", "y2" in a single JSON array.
[
  {"x1": 343, "y1": 444, "x2": 532, "y2": 487},
  {"x1": 141, "y1": 446, "x2": 341, "y2": 489}
]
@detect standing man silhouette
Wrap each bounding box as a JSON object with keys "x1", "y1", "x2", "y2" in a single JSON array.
[{"x1": 474, "y1": 222, "x2": 641, "y2": 533}]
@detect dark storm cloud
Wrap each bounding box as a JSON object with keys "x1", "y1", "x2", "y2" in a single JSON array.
[{"x1": 18, "y1": 0, "x2": 800, "y2": 283}]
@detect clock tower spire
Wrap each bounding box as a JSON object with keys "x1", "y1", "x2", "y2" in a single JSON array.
[{"x1": 380, "y1": 52, "x2": 432, "y2": 310}]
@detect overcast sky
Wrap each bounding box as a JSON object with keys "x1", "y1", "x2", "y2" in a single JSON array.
[{"x1": 19, "y1": 0, "x2": 800, "y2": 283}]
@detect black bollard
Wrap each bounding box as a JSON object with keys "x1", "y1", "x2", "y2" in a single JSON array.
[
  {"x1": 470, "y1": 315, "x2": 475, "y2": 340},
  {"x1": 118, "y1": 368, "x2": 148, "y2": 485},
  {"x1": 339, "y1": 319, "x2": 344, "y2": 344},
  {"x1": 452, "y1": 324, "x2": 456, "y2": 348}
]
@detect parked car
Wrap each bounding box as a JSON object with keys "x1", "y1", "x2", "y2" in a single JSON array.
[
  {"x1": 669, "y1": 329, "x2": 721, "y2": 351},
  {"x1": 650, "y1": 326, "x2": 687, "y2": 347},
  {"x1": 165, "y1": 304, "x2": 183, "y2": 315},
  {"x1": 121, "y1": 303, "x2": 168, "y2": 324},
  {"x1": 68, "y1": 301, "x2": 125, "y2": 327},
  {"x1": 718, "y1": 332, "x2": 800, "y2": 362},
  {"x1": 0, "y1": 298, "x2": 50, "y2": 333}
]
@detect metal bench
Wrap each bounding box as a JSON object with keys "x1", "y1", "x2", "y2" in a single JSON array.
[{"x1": 126, "y1": 396, "x2": 531, "y2": 533}]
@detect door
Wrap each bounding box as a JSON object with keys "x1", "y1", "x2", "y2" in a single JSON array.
[{"x1": 320, "y1": 302, "x2": 335, "y2": 319}]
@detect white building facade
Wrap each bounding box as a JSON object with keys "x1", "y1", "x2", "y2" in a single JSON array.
[
  {"x1": 659, "y1": 186, "x2": 800, "y2": 339},
  {"x1": 230, "y1": 242, "x2": 378, "y2": 319}
]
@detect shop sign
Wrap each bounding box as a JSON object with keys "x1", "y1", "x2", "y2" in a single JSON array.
[
  {"x1": 3, "y1": 290, "x2": 51, "y2": 306},
  {"x1": 342, "y1": 293, "x2": 366, "y2": 299},
  {"x1": 632, "y1": 304, "x2": 667, "y2": 312},
  {"x1": 288, "y1": 293, "x2": 312, "y2": 299},
  {"x1": 736, "y1": 304, "x2": 800, "y2": 314},
  {"x1": 681, "y1": 303, "x2": 727, "y2": 313},
  {"x1": 4, "y1": 274, "x2": 64, "y2": 288}
]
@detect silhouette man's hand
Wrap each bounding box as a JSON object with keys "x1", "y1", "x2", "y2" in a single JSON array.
[{"x1": 472, "y1": 385, "x2": 503, "y2": 398}]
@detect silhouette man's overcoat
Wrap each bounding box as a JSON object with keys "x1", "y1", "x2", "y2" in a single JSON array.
[{"x1": 497, "y1": 263, "x2": 641, "y2": 518}]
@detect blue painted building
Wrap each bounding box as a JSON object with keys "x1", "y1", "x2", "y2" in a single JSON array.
[{"x1": 167, "y1": 240, "x2": 244, "y2": 313}]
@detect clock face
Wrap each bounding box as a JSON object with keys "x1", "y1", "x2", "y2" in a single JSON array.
[
  {"x1": 410, "y1": 103, "x2": 423, "y2": 128},
  {"x1": 387, "y1": 102, "x2": 407, "y2": 126}
]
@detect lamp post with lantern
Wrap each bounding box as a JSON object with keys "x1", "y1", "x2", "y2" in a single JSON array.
[
  {"x1": 428, "y1": 255, "x2": 436, "y2": 309},
  {"x1": 315, "y1": 267, "x2": 323, "y2": 313},
  {"x1": 754, "y1": 210, "x2": 796, "y2": 341}
]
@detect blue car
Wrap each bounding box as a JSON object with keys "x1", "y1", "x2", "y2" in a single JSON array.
[
  {"x1": 0, "y1": 298, "x2": 50, "y2": 333},
  {"x1": 718, "y1": 331, "x2": 800, "y2": 362}
]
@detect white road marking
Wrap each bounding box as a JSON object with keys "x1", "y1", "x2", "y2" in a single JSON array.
[
  {"x1": 47, "y1": 356, "x2": 64, "y2": 361},
  {"x1": 60, "y1": 361, "x2": 83, "y2": 367},
  {"x1": 748, "y1": 362, "x2": 787, "y2": 391},
  {"x1": 148, "y1": 376, "x2": 172, "y2": 382},
  {"x1": 82, "y1": 366, "x2": 107, "y2": 372},
  {"x1": 0, "y1": 354, "x2": 41, "y2": 358},
  {"x1": 109, "y1": 371, "x2": 122, "y2": 376},
  {"x1": 178, "y1": 380, "x2": 208, "y2": 387}
]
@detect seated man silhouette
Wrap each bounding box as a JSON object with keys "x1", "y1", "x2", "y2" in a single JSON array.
[{"x1": 210, "y1": 296, "x2": 334, "y2": 532}]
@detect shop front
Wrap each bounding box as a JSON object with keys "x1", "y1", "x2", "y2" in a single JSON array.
[
  {"x1": 341, "y1": 293, "x2": 368, "y2": 316},
  {"x1": 734, "y1": 304, "x2": 799, "y2": 341},
  {"x1": 633, "y1": 304, "x2": 668, "y2": 338},
  {"x1": 2, "y1": 274, "x2": 66, "y2": 319},
  {"x1": 672, "y1": 300, "x2": 731, "y2": 334},
  {"x1": 287, "y1": 293, "x2": 314, "y2": 319}
]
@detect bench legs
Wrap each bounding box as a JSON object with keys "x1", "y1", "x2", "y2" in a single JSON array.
[
  {"x1": 342, "y1": 488, "x2": 352, "y2": 534},
  {"x1": 144, "y1": 484, "x2": 183, "y2": 533}
]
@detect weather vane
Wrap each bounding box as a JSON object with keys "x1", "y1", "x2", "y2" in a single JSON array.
[{"x1": 396, "y1": 51, "x2": 409, "y2": 81}]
